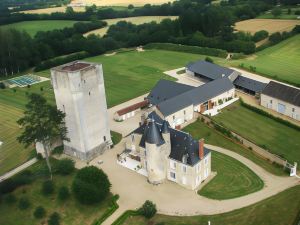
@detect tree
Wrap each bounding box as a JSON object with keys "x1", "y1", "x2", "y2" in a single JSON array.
[
  {"x1": 271, "y1": 8, "x2": 282, "y2": 17},
  {"x1": 55, "y1": 159, "x2": 75, "y2": 175},
  {"x1": 205, "y1": 57, "x2": 214, "y2": 63},
  {"x1": 72, "y1": 166, "x2": 111, "y2": 204},
  {"x1": 17, "y1": 93, "x2": 68, "y2": 179},
  {"x1": 128, "y1": 4, "x2": 134, "y2": 9},
  {"x1": 48, "y1": 212, "x2": 60, "y2": 225},
  {"x1": 18, "y1": 197, "x2": 30, "y2": 210},
  {"x1": 58, "y1": 186, "x2": 70, "y2": 201},
  {"x1": 42, "y1": 180, "x2": 55, "y2": 195},
  {"x1": 34, "y1": 206, "x2": 46, "y2": 219},
  {"x1": 138, "y1": 200, "x2": 157, "y2": 219}
]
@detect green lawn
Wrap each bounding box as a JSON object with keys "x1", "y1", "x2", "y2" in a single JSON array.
[
  {"x1": 123, "y1": 185, "x2": 300, "y2": 225},
  {"x1": 0, "y1": 161, "x2": 115, "y2": 225},
  {"x1": 183, "y1": 119, "x2": 286, "y2": 176},
  {"x1": 0, "y1": 50, "x2": 223, "y2": 175},
  {"x1": 214, "y1": 102, "x2": 300, "y2": 165},
  {"x1": 233, "y1": 34, "x2": 300, "y2": 86},
  {"x1": 0, "y1": 20, "x2": 79, "y2": 37},
  {"x1": 199, "y1": 152, "x2": 264, "y2": 200},
  {"x1": 257, "y1": 7, "x2": 300, "y2": 19}
]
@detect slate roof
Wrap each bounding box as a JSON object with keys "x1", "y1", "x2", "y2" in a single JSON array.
[
  {"x1": 186, "y1": 60, "x2": 235, "y2": 80},
  {"x1": 132, "y1": 112, "x2": 210, "y2": 166},
  {"x1": 262, "y1": 81, "x2": 300, "y2": 107},
  {"x1": 233, "y1": 75, "x2": 267, "y2": 93},
  {"x1": 157, "y1": 78, "x2": 234, "y2": 116},
  {"x1": 147, "y1": 79, "x2": 194, "y2": 105}
]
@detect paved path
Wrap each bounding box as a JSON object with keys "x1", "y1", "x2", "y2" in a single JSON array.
[
  {"x1": 71, "y1": 140, "x2": 300, "y2": 224},
  {"x1": 0, "y1": 158, "x2": 37, "y2": 182}
]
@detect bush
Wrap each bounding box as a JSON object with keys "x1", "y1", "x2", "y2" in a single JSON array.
[
  {"x1": 138, "y1": 200, "x2": 157, "y2": 219},
  {"x1": 41, "y1": 180, "x2": 55, "y2": 195},
  {"x1": 295, "y1": 10, "x2": 300, "y2": 15},
  {"x1": 52, "y1": 146, "x2": 63, "y2": 155},
  {"x1": 58, "y1": 186, "x2": 70, "y2": 201},
  {"x1": 0, "y1": 170, "x2": 33, "y2": 194},
  {"x1": 18, "y1": 197, "x2": 30, "y2": 210},
  {"x1": 3, "y1": 193, "x2": 16, "y2": 204},
  {"x1": 48, "y1": 212, "x2": 60, "y2": 225},
  {"x1": 36, "y1": 153, "x2": 43, "y2": 160},
  {"x1": 205, "y1": 56, "x2": 213, "y2": 63},
  {"x1": 252, "y1": 30, "x2": 269, "y2": 42},
  {"x1": 55, "y1": 159, "x2": 75, "y2": 175},
  {"x1": 34, "y1": 206, "x2": 46, "y2": 219},
  {"x1": 0, "y1": 82, "x2": 6, "y2": 89},
  {"x1": 72, "y1": 166, "x2": 111, "y2": 205}
]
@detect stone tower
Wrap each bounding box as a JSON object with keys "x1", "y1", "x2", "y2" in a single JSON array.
[{"x1": 51, "y1": 61, "x2": 112, "y2": 161}]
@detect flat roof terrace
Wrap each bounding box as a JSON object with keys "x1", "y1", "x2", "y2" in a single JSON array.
[{"x1": 52, "y1": 61, "x2": 96, "y2": 72}]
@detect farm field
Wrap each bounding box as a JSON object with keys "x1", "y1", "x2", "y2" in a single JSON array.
[
  {"x1": 199, "y1": 152, "x2": 264, "y2": 200},
  {"x1": 234, "y1": 19, "x2": 300, "y2": 34},
  {"x1": 214, "y1": 102, "x2": 300, "y2": 165},
  {"x1": 122, "y1": 185, "x2": 300, "y2": 225},
  {"x1": 70, "y1": 0, "x2": 176, "y2": 6},
  {"x1": 20, "y1": 6, "x2": 86, "y2": 14},
  {"x1": 0, "y1": 161, "x2": 115, "y2": 225},
  {"x1": 84, "y1": 16, "x2": 178, "y2": 37},
  {"x1": 183, "y1": 120, "x2": 286, "y2": 176},
  {"x1": 233, "y1": 35, "x2": 300, "y2": 85},
  {"x1": 0, "y1": 20, "x2": 79, "y2": 37}
]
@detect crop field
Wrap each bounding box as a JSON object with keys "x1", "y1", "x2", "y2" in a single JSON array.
[
  {"x1": 1, "y1": 20, "x2": 79, "y2": 37},
  {"x1": 214, "y1": 102, "x2": 300, "y2": 165},
  {"x1": 199, "y1": 152, "x2": 264, "y2": 200},
  {"x1": 84, "y1": 16, "x2": 178, "y2": 37},
  {"x1": 0, "y1": 49, "x2": 223, "y2": 174},
  {"x1": 20, "y1": 6, "x2": 86, "y2": 14},
  {"x1": 234, "y1": 34, "x2": 300, "y2": 85},
  {"x1": 234, "y1": 19, "x2": 300, "y2": 34},
  {"x1": 123, "y1": 186, "x2": 300, "y2": 225}
]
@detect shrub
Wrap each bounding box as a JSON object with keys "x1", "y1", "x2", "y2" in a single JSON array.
[
  {"x1": 58, "y1": 186, "x2": 70, "y2": 201},
  {"x1": 0, "y1": 170, "x2": 33, "y2": 194},
  {"x1": 18, "y1": 197, "x2": 30, "y2": 210},
  {"x1": 36, "y1": 153, "x2": 43, "y2": 160},
  {"x1": 205, "y1": 56, "x2": 213, "y2": 63},
  {"x1": 34, "y1": 206, "x2": 46, "y2": 219},
  {"x1": 0, "y1": 82, "x2": 6, "y2": 89},
  {"x1": 252, "y1": 30, "x2": 269, "y2": 42},
  {"x1": 48, "y1": 212, "x2": 60, "y2": 225},
  {"x1": 72, "y1": 166, "x2": 111, "y2": 205},
  {"x1": 138, "y1": 200, "x2": 157, "y2": 219},
  {"x1": 41, "y1": 180, "x2": 54, "y2": 195},
  {"x1": 295, "y1": 10, "x2": 300, "y2": 15},
  {"x1": 3, "y1": 193, "x2": 16, "y2": 204},
  {"x1": 52, "y1": 146, "x2": 63, "y2": 155},
  {"x1": 40, "y1": 87, "x2": 44, "y2": 92},
  {"x1": 55, "y1": 159, "x2": 75, "y2": 175}
]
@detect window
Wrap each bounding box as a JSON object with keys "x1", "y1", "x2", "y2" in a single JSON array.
[
  {"x1": 103, "y1": 136, "x2": 106, "y2": 142},
  {"x1": 196, "y1": 163, "x2": 201, "y2": 173},
  {"x1": 170, "y1": 161, "x2": 176, "y2": 169},
  {"x1": 89, "y1": 91, "x2": 91, "y2": 96},
  {"x1": 170, "y1": 172, "x2": 176, "y2": 179},
  {"x1": 270, "y1": 100, "x2": 272, "y2": 104},
  {"x1": 292, "y1": 108, "x2": 295, "y2": 112},
  {"x1": 184, "y1": 110, "x2": 186, "y2": 115},
  {"x1": 173, "y1": 115, "x2": 175, "y2": 120},
  {"x1": 182, "y1": 165, "x2": 187, "y2": 173},
  {"x1": 205, "y1": 158, "x2": 208, "y2": 165}
]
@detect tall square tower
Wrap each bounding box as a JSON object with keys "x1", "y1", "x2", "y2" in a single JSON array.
[{"x1": 51, "y1": 61, "x2": 112, "y2": 160}]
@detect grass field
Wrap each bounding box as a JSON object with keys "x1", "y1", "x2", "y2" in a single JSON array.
[
  {"x1": 0, "y1": 49, "x2": 222, "y2": 174},
  {"x1": 1, "y1": 20, "x2": 79, "y2": 37},
  {"x1": 234, "y1": 19, "x2": 300, "y2": 34},
  {"x1": 183, "y1": 120, "x2": 286, "y2": 176},
  {"x1": 20, "y1": 6, "x2": 86, "y2": 14},
  {"x1": 234, "y1": 34, "x2": 300, "y2": 85},
  {"x1": 214, "y1": 102, "x2": 300, "y2": 165},
  {"x1": 0, "y1": 161, "x2": 115, "y2": 225},
  {"x1": 70, "y1": 0, "x2": 175, "y2": 6},
  {"x1": 199, "y1": 152, "x2": 263, "y2": 200},
  {"x1": 84, "y1": 16, "x2": 178, "y2": 37},
  {"x1": 123, "y1": 185, "x2": 300, "y2": 225},
  {"x1": 257, "y1": 7, "x2": 300, "y2": 20}
]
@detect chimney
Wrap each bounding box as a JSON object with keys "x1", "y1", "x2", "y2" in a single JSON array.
[{"x1": 199, "y1": 138, "x2": 204, "y2": 159}]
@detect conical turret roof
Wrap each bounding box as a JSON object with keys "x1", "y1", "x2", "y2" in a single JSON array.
[
  {"x1": 145, "y1": 119, "x2": 165, "y2": 146},
  {"x1": 161, "y1": 120, "x2": 170, "y2": 134}
]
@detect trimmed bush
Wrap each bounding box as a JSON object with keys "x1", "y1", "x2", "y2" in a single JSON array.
[
  {"x1": 205, "y1": 56, "x2": 213, "y2": 63},
  {"x1": 18, "y1": 197, "x2": 30, "y2": 210},
  {"x1": 58, "y1": 186, "x2": 70, "y2": 201},
  {"x1": 41, "y1": 180, "x2": 55, "y2": 195},
  {"x1": 48, "y1": 212, "x2": 60, "y2": 225},
  {"x1": 93, "y1": 195, "x2": 119, "y2": 225},
  {"x1": 72, "y1": 166, "x2": 111, "y2": 205},
  {"x1": 55, "y1": 159, "x2": 75, "y2": 175},
  {"x1": 138, "y1": 200, "x2": 157, "y2": 219},
  {"x1": 34, "y1": 206, "x2": 46, "y2": 219}
]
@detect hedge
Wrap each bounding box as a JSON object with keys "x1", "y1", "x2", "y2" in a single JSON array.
[
  {"x1": 92, "y1": 195, "x2": 120, "y2": 225},
  {"x1": 34, "y1": 51, "x2": 90, "y2": 72},
  {"x1": 240, "y1": 99, "x2": 300, "y2": 132},
  {"x1": 111, "y1": 210, "x2": 140, "y2": 225},
  {"x1": 144, "y1": 43, "x2": 227, "y2": 58}
]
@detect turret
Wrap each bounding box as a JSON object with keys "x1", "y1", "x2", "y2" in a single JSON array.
[{"x1": 161, "y1": 120, "x2": 171, "y2": 157}]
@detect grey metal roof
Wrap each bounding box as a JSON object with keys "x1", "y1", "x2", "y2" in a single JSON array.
[
  {"x1": 262, "y1": 81, "x2": 300, "y2": 107},
  {"x1": 186, "y1": 60, "x2": 235, "y2": 80},
  {"x1": 132, "y1": 112, "x2": 210, "y2": 166},
  {"x1": 147, "y1": 79, "x2": 194, "y2": 105},
  {"x1": 233, "y1": 75, "x2": 267, "y2": 93},
  {"x1": 157, "y1": 78, "x2": 234, "y2": 116}
]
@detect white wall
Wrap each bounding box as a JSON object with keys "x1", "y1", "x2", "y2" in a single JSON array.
[
  {"x1": 164, "y1": 105, "x2": 194, "y2": 128},
  {"x1": 261, "y1": 94, "x2": 300, "y2": 121}
]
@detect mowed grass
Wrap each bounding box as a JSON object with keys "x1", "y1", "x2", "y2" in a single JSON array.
[
  {"x1": 257, "y1": 7, "x2": 300, "y2": 20},
  {"x1": 0, "y1": 20, "x2": 79, "y2": 37},
  {"x1": 183, "y1": 120, "x2": 286, "y2": 176},
  {"x1": 199, "y1": 152, "x2": 264, "y2": 200},
  {"x1": 0, "y1": 161, "x2": 115, "y2": 225},
  {"x1": 234, "y1": 35, "x2": 300, "y2": 85},
  {"x1": 0, "y1": 103, "x2": 35, "y2": 175},
  {"x1": 214, "y1": 102, "x2": 300, "y2": 165},
  {"x1": 123, "y1": 185, "x2": 300, "y2": 225}
]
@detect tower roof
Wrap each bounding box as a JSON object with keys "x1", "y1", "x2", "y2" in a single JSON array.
[
  {"x1": 145, "y1": 120, "x2": 165, "y2": 146},
  {"x1": 161, "y1": 120, "x2": 170, "y2": 134}
]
